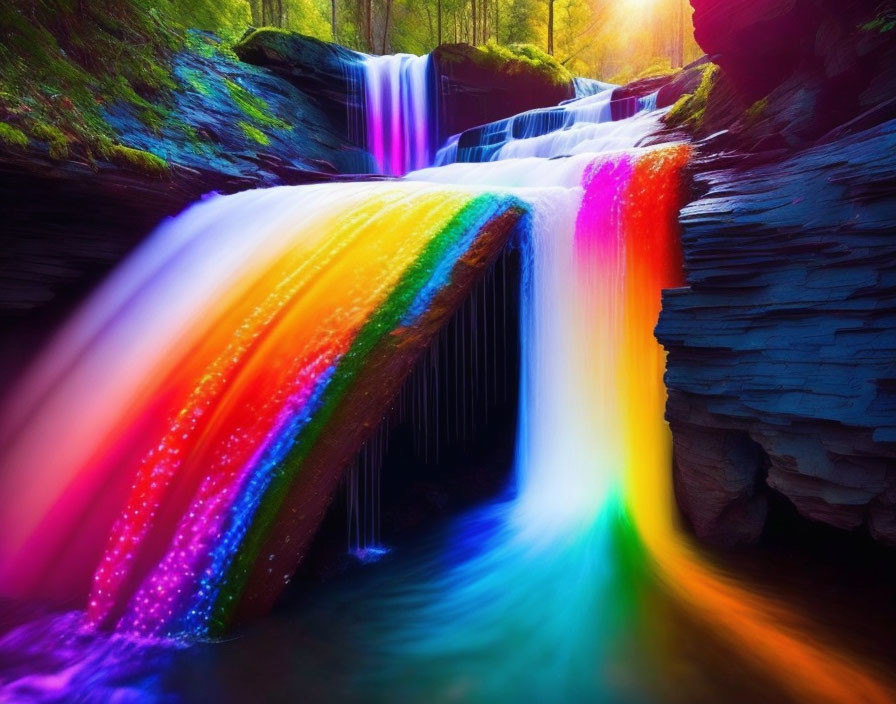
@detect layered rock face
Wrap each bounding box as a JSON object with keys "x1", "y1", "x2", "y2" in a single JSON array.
[
  {"x1": 658, "y1": 119, "x2": 896, "y2": 545},
  {"x1": 659, "y1": 0, "x2": 896, "y2": 545}
]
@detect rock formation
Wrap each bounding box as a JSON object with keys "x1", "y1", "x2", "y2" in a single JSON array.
[
  {"x1": 430, "y1": 43, "x2": 575, "y2": 143},
  {"x1": 0, "y1": 28, "x2": 370, "y2": 388},
  {"x1": 658, "y1": 0, "x2": 896, "y2": 545}
]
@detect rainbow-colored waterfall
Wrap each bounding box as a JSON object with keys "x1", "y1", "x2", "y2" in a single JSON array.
[
  {"x1": 0, "y1": 86, "x2": 893, "y2": 704},
  {"x1": 0, "y1": 183, "x2": 522, "y2": 638},
  {"x1": 363, "y1": 53, "x2": 432, "y2": 176}
]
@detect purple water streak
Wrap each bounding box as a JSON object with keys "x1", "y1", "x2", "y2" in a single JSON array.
[{"x1": 363, "y1": 54, "x2": 431, "y2": 176}]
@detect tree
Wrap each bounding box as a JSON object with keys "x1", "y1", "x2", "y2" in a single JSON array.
[
  {"x1": 174, "y1": 0, "x2": 701, "y2": 80},
  {"x1": 546, "y1": 0, "x2": 553, "y2": 54},
  {"x1": 332, "y1": 0, "x2": 338, "y2": 40},
  {"x1": 382, "y1": 0, "x2": 394, "y2": 51}
]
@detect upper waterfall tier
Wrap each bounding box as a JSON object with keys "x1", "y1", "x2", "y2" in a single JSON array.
[
  {"x1": 433, "y1": 89, "x2": 662, "y2": 165},
  {"x1": 362, "y1": 53, "x2": 434, "y2": 176}
]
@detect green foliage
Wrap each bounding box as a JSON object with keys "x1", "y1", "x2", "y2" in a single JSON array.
[
  {"x1": 501, "y1": 0, "x2": 540, "y2": 44},
  {"x1": 157, "y1": 0, "x2": 252, "y2": 41},
  {"x1": 664, "y1": 63, "x2": 719, "y2": 130},
  {"x1": 239, "y1": 121, "x2": 270, "y2": 145},
  {"x1": 284, "y1": 0, "x2": 333, "y2": 39},
  {"x1": 0, "y1": 122, "x2": 28, "y2": 149}
]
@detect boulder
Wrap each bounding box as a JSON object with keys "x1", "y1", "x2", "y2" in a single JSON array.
[
  {"x1": 675, "y1": 0, "x2": 896, "y2": 149},
  {"x1": 431, "y1": 44, "x2": 575, "y2": 143},
  {"x1": 233, "y1": 28, "x2": 366, "y2": 137}
]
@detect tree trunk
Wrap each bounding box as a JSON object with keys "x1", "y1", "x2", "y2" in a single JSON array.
[
  {"x1": 437, "y1": 0, "x2": 442, "y2": 46},
  {"x1": 382, "y1": 0, "x2": 393, "y2": 53},
  {"x1": 547, "y1": 0, "x2": 554, "y2": 55},
  {"x1": 248, "y1": 0, "x2": 260, "y2": 25},
  {"x1": 678, "y1": 0, "x2": 686, "y2": 66},
  {"x1": 471, "y1": 0, "x2": 477, "y2": 45},
  {"x1": 331, "y1": 0, "x2": 337, "y2": 40},
  {"x1": 366, "y1": 0, "x2": 372, "y2": 51}
]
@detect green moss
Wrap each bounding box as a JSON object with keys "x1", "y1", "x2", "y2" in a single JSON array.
[
  {"x1": 185, "y1": 29, "x2": 241, "y2": 61},
  {"x1": 610, "y1": 58, "x2": 676, "y2": 86},
  {"x1": 100, "y1": 142, "x2": 169, "y2": 177},
  {"x1": 235, "y1": 26, "x2": 295, "y2": 48},
  {"x1": 30, "y1": 121, "x2": 70, "y2": 158},
  {"x1": 0, "y1": 121, "x2": 28, "y2": 149},
  {"x1": 664, "y1": 63, "x2": 720, "y2": 130},
  {"x1": 181, "y1": 68, "x2": 214, "y2": 97},
  {"x1": 0, "y1": 0, "x2": 186, "y2": 161},
  {"x1": 170, "y1": 119, "x2": 206, "y2": 152},
  {"x1": 224, "y1": 78, "x2": 291, "y2": 130},
  {"x1": 239, "y1": 121, "x2": 270, "y2": 145},
  {"x1": 479, "y1": 42, "x2": 573, "y2": 85},
  {"x1": 861, "y1": 7, "x2": 896, "y2": 32},
  {"x1": 436, "y1": 42, "x2": 572, "y2": 87},
  {"x1": 744, "y1": 97, "x2": 769, "y2": 125}
]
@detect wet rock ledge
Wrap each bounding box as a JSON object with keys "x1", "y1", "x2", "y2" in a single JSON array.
[{"x1": 658, "y1": 0, "x2": 896, "y2": 546}]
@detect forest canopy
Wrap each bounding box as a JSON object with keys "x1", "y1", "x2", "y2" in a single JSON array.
[{"x1": 171, "y1": 0, "x2": 700, "y2": 81}]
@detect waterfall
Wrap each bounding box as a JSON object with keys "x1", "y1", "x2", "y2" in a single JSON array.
[
  {"x1": 410, "y1": 144, "x2": 689, "y2": 534},
  {"x1": 432, "y1": 88, "x2": 665, "y2": 164},
  {"x1": 572, "y1": 76, "x2": 616, "y2": 98},
  {"x1": 362, "y1": 53, "x2": 432, "y2": 176},
  {"x1": 0, "y1": 181, "x2": 523, "y2": 638},
  {"x1": 638, "y1": 90, "x2": 659, "y2": 113},
  {"x1": 1, "y1": 60, "x2": 892, "y2": 704}
]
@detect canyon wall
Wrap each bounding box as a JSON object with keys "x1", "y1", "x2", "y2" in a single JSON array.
[{"x1": 658, "y1": 0, "x2": 896, "y2": 545}]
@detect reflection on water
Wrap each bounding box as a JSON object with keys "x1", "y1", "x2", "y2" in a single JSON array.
[
  {"x1": 2, "y1": 492, "x2": 893, "y2": 704},
  {"x1": 0, "y1": 609, "x2": 181, "y2": 702}
]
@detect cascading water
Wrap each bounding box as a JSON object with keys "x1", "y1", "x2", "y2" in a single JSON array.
[
  {"x1": 362, "y1": 53, "x2": 432, "y2": 176},
  {"x1": 0, "y1": 182, "x2": 523, "y2": 639},
  {"x1": 572, "y1": 76, "x2": 616, "y2": 99},
  {"x1": 432, "y1": 88, "x2": 664, "y2": 165},
  {"x1": 0, "y1": 63, "x2": 893, "y2": 704}
]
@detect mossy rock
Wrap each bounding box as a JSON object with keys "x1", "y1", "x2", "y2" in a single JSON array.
[
  {"x1": 664, "y1": 63, "x2": 720, "y2": 130},
  {"x1": 436, "y1": 42, "x2": 572, "y2": 88},
  {"x1": 233, "y1": 28, "x2": 362, "y2": 88},
  {"x1": 29, "y1": 122, "x2": 70, "y2": 159},
  {"x1": 98, "y1": 142, "x2": 170, "y2": 178},
  {"x1": 0, "y1": 122, "x2": 29, "y2": 150}
]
